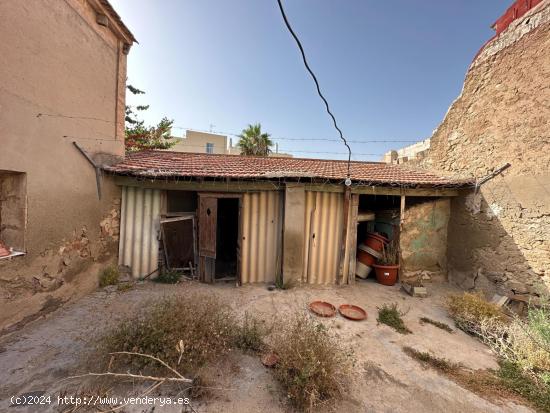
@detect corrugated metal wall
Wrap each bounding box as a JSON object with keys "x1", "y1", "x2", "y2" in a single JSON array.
[
  {"x1": 240, "y1": 191, "x2": 283, "y2": 283},
  {"x1": 119, "y1": 186, "x2": 162, "y2": 278},
  {"x1": 302, "y1": 191, "x2": 345, "y2": 284}
]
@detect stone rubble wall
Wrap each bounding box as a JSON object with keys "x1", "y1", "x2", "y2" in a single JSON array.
[
  {"x1": 417, "y1": 1, "x2": 550, "y2": 296},
  {"x1": 0, "y1": 197, "x2": 121, "y2": 331},
  {"x1": 400, "y1": 198, "x2": 450, "y2": 281}
]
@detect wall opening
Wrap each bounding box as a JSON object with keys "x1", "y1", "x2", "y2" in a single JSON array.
[
  {"x1": 215, "y1": 198, "x2": 239, "y2": 280},
  {"x1": 0, "y1": 171, "x2": 26, "y2": 258},
  {"x1": 166, "y1": 190, "x2": 197, "y2": 214},
  {"x1": 354, "y1": 194, "x2": 401, "y2": 282}
]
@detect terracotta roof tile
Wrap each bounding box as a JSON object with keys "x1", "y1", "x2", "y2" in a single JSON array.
[{"x1": 104, "y1": 151, "x2": 472, "y2": 187}]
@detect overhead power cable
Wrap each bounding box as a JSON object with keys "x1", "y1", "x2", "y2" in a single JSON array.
[
  {"x1": 276, "y1": 0, "x2": 352, "y2": 179},
  {"x1": 172, "y1": 125, "x2": 417, "y2": 144}
]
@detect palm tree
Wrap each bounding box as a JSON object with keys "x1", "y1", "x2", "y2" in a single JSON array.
[{"x1": 238, "y1": 123, "x2": 273, "y2": 156}]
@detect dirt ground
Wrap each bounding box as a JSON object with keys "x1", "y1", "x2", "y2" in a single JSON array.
[{"x1": 0, "y1": 279, "x2": 534, "y2": 413}]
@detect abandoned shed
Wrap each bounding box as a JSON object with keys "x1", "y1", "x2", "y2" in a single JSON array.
[{"x1": 104, "y1": 151, "x2": 471, "y2": 285}]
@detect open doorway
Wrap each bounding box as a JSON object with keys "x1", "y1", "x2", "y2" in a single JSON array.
[
  {"x1": 215, "y1": 198, "x2": 239, "y2": 280},
  {"x1": 355, "y1": 194, "x2": 401, "y2": 281}
]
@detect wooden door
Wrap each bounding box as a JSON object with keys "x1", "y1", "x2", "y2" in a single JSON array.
[
  {"x1": 198, "y1": 195, "x2": 217, "y2": 283},
  {"x1": 199, "y1": 196, "x2": 217, "y2": 258},
  {"x1": 161, "y1": 216, "x2": 195, "y2": 270}
]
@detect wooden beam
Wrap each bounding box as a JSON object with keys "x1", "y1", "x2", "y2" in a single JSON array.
[
  {"x1": 304, "y1": 184, "x2": 344, "y2": 193},
  {"x1": 113, "y1": 176, "x2": 460, "y2": 196},
  {"x1": 398, "y1": 195, "x2": 406, "y2": 281},
  {"x1": 337, "y1": 187, "x2": 351, "y2": 285},
  {"x1": 347, "y1": 194, "x2": 359, "y2": 285},
  {"x1": 351, "y1": 186, "x2": 460, "y2": 197},
  {"x1": 305, "y1": 183, "x2": 460, "y2": 196},
  {"x1": 113, "y1": 176, "x2": 282, "y2": 192}
]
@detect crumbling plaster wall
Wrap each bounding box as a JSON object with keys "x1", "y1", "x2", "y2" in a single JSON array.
[
  {"x1": 0, "y1": 0, "x2": 129, "y2": 331},
  {"x1": 419, "y1": 2, "x2": 550, "y2": 296},
  {"x1": 400, "y1": 198, "x2": 450, "y2": 279}
]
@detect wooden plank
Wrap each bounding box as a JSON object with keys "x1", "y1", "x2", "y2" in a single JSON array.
[
  {"x1": 161, "y1": 217, "x2": 195, "y2": 270},
  {"x1": 337, "y1": 187, "x2": 352, "y2": 285},
  {"x1": 348, "y1": 194, "x2": 359, "y2": 284},
  {"x1": 198, "y1": 195, "x2": 217, "y2": 258},
  {"x1": 398, "y1": 195, "x2": 406, "y2": 281},
  {"x1": 357, "y1": 210, "x2": 375, "y2": 222}
]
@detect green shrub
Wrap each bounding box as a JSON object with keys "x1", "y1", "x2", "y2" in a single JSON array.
[
  {"x1": 498, "y1": 360, "x2": 550, "y2": 413},
  {"x1": 96, "y1": 294, "x2": 236, "y2": 375},
  {"x1": 99, "y1": 266, "x2": 119, "y2": 287},
  {"x1": 449, "y1": 292, "x2": 550, "y2": 406},
  {"x1": 154, "y1": 269, "x2": 182, "y2": 284},
  {"x1": 234, "y1": 312, "x2": 267, "y2": 352},
  {"x1": 271, "y1": 313, "x2": 352, "y2": 411},
  {"x1": 377, "y1": 303, "x2": 411, "y2": 334},
  {"x1": 484, "y1": 297, "x2": 550, "y2": 388}
]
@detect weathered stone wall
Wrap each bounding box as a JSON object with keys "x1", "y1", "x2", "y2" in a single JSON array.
[
  {"x1": 0, "y1": 0, "x2": 130, "y2": 331},
  {"x1": 401, "y1": 198, "x2": 450, "y2": 280},
  {"x1": 419, "y1": 1, "x2": 550, "y2": 296}
]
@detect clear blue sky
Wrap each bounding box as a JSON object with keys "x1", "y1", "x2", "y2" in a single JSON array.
[{"x1": 111, "y1": 0, "x2": 507, "y2": 161}]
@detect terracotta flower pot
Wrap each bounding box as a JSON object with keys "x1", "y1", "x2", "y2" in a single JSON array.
[
  {"x1": 364, "y1": 233, "x2": 388, "y2": 252},
  {"x1": 373, "y1": 264, "x2": 399, "y2": 286},
  {"x1": 355, "y1": 244, "x2": 382, "y2": 279}
]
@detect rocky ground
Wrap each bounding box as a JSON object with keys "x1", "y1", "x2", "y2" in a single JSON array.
[{"x1": 0, "y1": 279, "x2": 534, "y2": 412}]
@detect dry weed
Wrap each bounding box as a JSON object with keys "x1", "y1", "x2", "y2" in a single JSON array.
[{"x1": 271, "y1": 313, "x2": 353, "y2": 411}]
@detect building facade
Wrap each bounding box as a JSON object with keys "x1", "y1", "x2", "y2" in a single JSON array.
[
  {"x1": 105, "y1": 151, "x2": 467, "y2": 286},
  {"x1": 0, "y1": 0, "x2": 135, "y2": 330},
  {"x1": 169, "y1": 130, "x2": 229, "y2": 155}
]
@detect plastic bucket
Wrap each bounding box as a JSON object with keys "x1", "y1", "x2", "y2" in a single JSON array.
[{"x1": 355, "y1": 260, "x2": 373, "y2": 279}]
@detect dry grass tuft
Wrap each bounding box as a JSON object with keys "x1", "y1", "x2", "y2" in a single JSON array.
[
  {"x1": 447, "y1": 292, "x2": 507, "y2": 336},
  {"x1": 271, "y1": 313, "x2": 353, "y2": 412},
  {"x1": 377, "y1": 303, "x2": 411, "y2": 334},
  {"x1": 402, "y1": 346, "x2": 539, "y2": 410},
  {"x1": 99, "y1": 265, "x2": 119, "y2": 287},
  {"x1": 402, "y1": 346, "x2": 456, "y2": 372},
  {"x1": 419, "y1": 317, "x2": 453, "y2": 333},
  {"x1": 96, "y1": 294, "x2": 236, "y2": 375}
]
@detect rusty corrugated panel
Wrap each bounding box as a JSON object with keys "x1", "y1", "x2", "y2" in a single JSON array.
[
  {"x1": 118, "y1": 186, "x2": 161, "y2": 278},
  {"x1": 303, "y1": 191, "x2": 344, "y2": 284},
  {"x1": 240, "y1": 191, "x2": 283, "y2": 284}
]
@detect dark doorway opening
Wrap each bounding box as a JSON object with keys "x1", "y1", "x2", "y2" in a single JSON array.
[
  {"x1": 354, "y1": 194, "x2": 402, "y2": 282},
  {"x1": 215, "y1": 198, "x2": 239, "y2": 279}
]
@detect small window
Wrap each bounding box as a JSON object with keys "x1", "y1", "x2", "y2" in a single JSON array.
[
  {"x1": 0, "y1": 171, "x2": 26, "y2": 259},
  {"x1": 206, "y1": 143, "x2": 214, "y2": 154}
]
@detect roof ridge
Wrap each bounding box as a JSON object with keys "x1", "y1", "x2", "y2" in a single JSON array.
[{"x1": 129, "y1": 150, "x2": 386, "y2": 165}]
